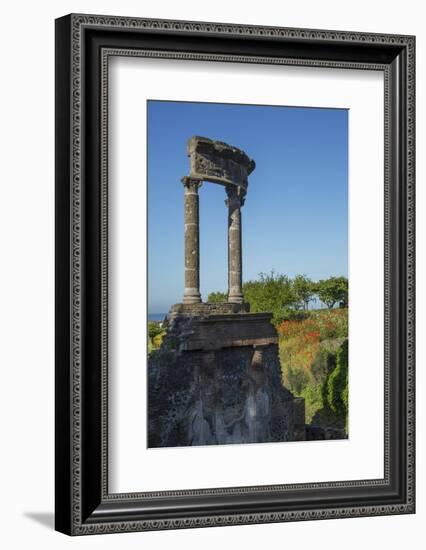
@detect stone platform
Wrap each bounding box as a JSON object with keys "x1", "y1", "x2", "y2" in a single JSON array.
[
  {"x1": 167, "y1": 302, "x2": 277, "y2": 351},
  {"x1": 148, "y1": 303, "x2": 304, "y2": 448}
]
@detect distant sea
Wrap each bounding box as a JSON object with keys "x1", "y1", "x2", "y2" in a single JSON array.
[{"x1": 148, "y1": 313, "x2": 167, "y2": 322}]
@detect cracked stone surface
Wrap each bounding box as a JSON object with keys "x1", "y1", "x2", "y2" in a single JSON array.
[{"x1": 148, "y1": 306, "x2": 301, "y2": 447}]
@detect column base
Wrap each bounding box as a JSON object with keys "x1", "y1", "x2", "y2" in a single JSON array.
[
  {"x1": 228, "y1": 294, "x2": 244, "y2": 304},
  {"x1": 183, "y1": 289, "x2": 202, "y2": 304},
  {"x1": 183, "y1": 297, "x2": 202, "y2": 304}
]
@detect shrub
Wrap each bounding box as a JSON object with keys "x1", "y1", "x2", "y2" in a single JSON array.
[
  {"x1": 327, "y1": 339, "x2": 349, "y2": 429},
  {"x1": 148, "y1": 321, "x2": 166, "y2": 353},
  {"x1": 278, "y1": 309, "x2": 348, "y2": 430},
  {"x1": 207, "y1": 291, "x2": 227, "y2": 303},
  {"x1": 148, "y1": 321, "x2": 164, "y2": 339}
]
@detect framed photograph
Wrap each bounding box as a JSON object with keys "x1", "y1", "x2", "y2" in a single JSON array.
[{"x1": 55, "y1": 14, "x2": 415, "y2": 535}]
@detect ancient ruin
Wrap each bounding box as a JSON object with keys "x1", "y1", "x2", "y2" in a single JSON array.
[{"x1": 148, "y1": 136, "x2": 305, "y2": 447}]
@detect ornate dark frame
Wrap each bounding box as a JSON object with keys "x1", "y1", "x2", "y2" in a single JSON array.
[{"x1": 55, "y1": 13, "x2": 415, "y2": 536}]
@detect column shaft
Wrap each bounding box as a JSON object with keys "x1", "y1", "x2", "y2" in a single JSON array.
[
  {"x1": 226, "y1": 188, "x2": 244, "y2": 303},
  {"x1": 182, "y1": 177, "x2": 202, "y2": 304}
]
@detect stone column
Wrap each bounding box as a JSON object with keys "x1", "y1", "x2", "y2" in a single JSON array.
[
  {"x1": 226, "y1": 187, "x2": 244, "y2": 303},
  {"x1": 182, "y1": 177, "x2": 202, "y2": 304}
]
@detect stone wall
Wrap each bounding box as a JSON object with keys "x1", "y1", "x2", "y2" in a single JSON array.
[{"x1": 148, "y1": 305, "x2": 300, "y2": 447}]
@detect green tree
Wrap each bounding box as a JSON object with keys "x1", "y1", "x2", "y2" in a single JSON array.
[
  {"x1": 292, "y1": 274, "x2": 315, "y2": 310},
  {"x1": 242, "y1": 271, "x2": 296, "y2": 324},
  {"x1": 207, "y1": 291, "x2": 227, "y2": 303},
  {"x1": 316, "y1": 276, "x2": 348, "y2": 309}
]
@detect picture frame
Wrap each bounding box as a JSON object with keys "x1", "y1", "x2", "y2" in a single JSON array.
[{"x1": 55, "y1": 13, "x2": 415, "y2": 535}]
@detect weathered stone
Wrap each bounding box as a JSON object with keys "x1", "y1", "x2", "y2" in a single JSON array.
[
  {"x1": 305, "y1": 425, "x2": 325, "y2": 441},
  {"x1": 182, "y1": 137, "x2": 252, "y2": 305},
  {"x1": 226, "y1": 186, "x2": 244, "y2": 303},
  {"x1": 148, "y1": 305, "x2": 296, "y2": 447},
  {"x1": 305, "y1": 424, "x2": 347, "y2": 441},
  {"x1": 182, "y1": 176, "x2": 202, "y2": 304},
  {"x1": 293, "y1": 397, "x2": 306, "y2": 441},
  {"x1": 169, "y1": 302, "x2": 250, "y2": 317},
  {"x1": 149, "y1": 137, "x2": 305, "y2": 448},
  {"x1": 187, "y1": 136, "x2": 255, "y2": 190},
  {"x1": 175, "y1": 313, "x2": 277, "y2": 352}
]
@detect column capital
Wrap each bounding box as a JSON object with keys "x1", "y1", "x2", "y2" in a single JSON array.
[
  {"x1": 225, "y1": 185, "x2": 245, "y2": 209},
  {"x1": 181, "y1": 176, "x2": 203, "y2": 191}
]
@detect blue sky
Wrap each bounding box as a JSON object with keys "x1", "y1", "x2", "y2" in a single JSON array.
[{"x1": 148, "y1": 100, "x2": 348, "y2": 313}]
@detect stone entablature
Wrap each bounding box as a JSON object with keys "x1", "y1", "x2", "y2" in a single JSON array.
[{"x1": 187, "y1": 135, "x2": 255, "y2": 190}]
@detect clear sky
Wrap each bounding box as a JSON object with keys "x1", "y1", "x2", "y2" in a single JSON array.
[{"x1": 148, "y1": 100, "x2": 348, "y2": 314}]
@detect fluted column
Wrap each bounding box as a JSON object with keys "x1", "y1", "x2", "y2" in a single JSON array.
[
  {"x1": 182, "y1": 177, "x2": 202, "y2": 304},
  {"x1": 226, "y1": 187, "x2": 245, "y2": 303}
]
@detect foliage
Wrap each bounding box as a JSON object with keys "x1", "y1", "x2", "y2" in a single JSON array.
[
  {"x1": 244, "y1": 271, "x2": 293, "y2": 310},
  {"x1": 148, "y1": 321, "x2": 164, "y2": 339},
  {"x1": 278, "y1": 309, "x2": 348, "y2": 431},
  {"x1": 207, "y1": 272, "x2": 348, "y2": 323},
  {"x1": 315, "y1": 276, "x2": 348, "y2": 309},
  {"x1": 292, "y1": 274, "x2": 316, "y2": 310},
  {"x1": 148, "y1": 321, "x2": 166, "y2": 353},
  {"x1": 277, "y1": 308, "x2": 348, "y2": 342},
  {"x1": 207, "y1": 291, "x2": 228, "y2": 303},
  {"x1": 152, "y1": 333, "x2": 164, "y2": 348},
  {"x1": 242, "y1": 271, "x2": 295, "y2": 324},
  {"x1": 327, "y1": 339, "x2": 349, "y2": 431},
  {"x1": 280, "y1": 309, "x2": 311, "y2": 322},
  {"x1": 205, "y1": 272, "x2": 350, "y2": 432}
]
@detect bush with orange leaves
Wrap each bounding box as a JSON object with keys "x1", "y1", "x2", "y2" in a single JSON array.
[{"x1": 278, "y1": 308, "x2": 348, "y2": 430}]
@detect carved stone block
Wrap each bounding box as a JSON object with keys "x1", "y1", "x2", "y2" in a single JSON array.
[{"x1": 187, "y1": 135, "x2": 255, "y2": 190}]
